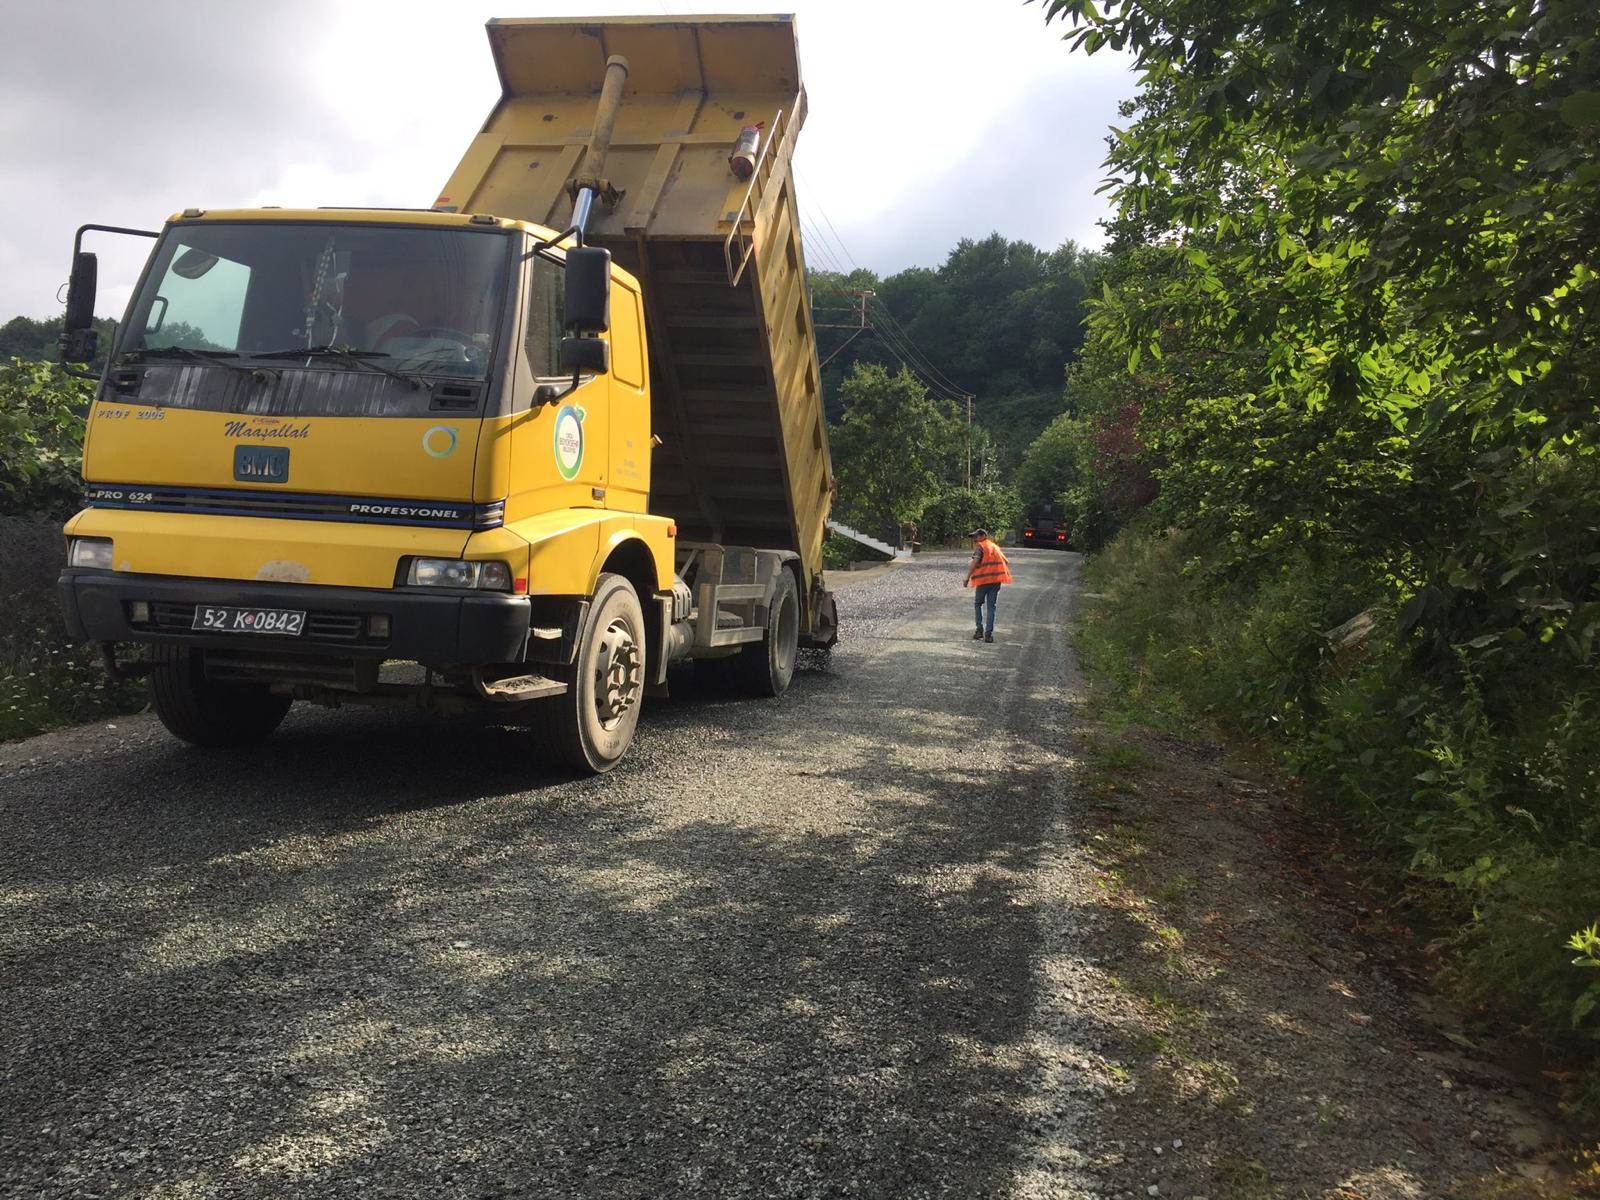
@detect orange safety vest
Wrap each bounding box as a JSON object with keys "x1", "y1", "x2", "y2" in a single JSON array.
[{"x1": 970, "y1": 539, "x2": 1014, "y2": 587}]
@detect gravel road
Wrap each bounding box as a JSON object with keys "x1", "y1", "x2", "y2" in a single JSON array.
[{"x1": 1, "y1": 549, "x2": 1103, "y2": 1199}]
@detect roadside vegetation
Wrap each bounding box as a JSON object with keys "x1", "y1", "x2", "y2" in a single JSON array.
[
  {"x1": 811, "y1": 235, "x2": 1104, "y2": 470},
  {"x1": 827, "y1": 361, "x2": 1022, "y2": 547},
  {"x1": 0, "y1": 353, "x2": 142, "y2": 739},
  {"x1": 1029, "y1": 0, "x2": 1600, "y2": 1122}
]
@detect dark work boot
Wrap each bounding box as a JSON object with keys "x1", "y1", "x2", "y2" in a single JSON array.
[
  {"x1": 972, "y1": 628, "x2": 983, "y2": 640},
  {"x1": 984, "y1": 632, "x2": 994, "y2": 643}
]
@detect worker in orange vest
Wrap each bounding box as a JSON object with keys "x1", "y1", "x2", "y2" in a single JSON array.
[{"x1": 963, "y1": 527, "x2": 1014, "y2": 643}]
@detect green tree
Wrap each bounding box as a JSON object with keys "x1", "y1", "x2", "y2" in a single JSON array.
[
  {"x1": 1046, "y1": 0, "x2": 1599, "y2": 654},
  {"x1": 811, "y1": 236, "x2": 1106, "y2": 466},
  {"x1": 1040, "y1": 0, "x2": 1600, "y2": 1109},
  {"x1": 1016, "y1": 412, "x2": 1092, "y2": 515},
  {"x1": 0, "y1": 358, "x2": 90, "y2": 518},
  {"x1": 831, "y1": 363, "x2": 963, "y2": 540},
  {"x1": 0, "y1": 315, "x2": 117, "y2": 372},
  {"x1": 917, "y1": 482, "x2": 1023, "y2": 545}
]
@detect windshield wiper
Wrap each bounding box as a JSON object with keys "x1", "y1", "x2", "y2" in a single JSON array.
[
  {"x1": 250, "y1": 344, "x2": 431, "y2": 391},
  {"x1": 128, "y1": 345, "x2": 273, "y2": 380}
]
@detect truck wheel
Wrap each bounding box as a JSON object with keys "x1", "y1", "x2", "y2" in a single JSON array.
[
  {"x1": 150, "y1": 645, "x2": 292, "y2": 748},
  {"x1": 735, "y1": 567, "x2": 800, "y2": 697},
  {"x1": 534, "y1": 573, "x2": 646, "y2": 773}
]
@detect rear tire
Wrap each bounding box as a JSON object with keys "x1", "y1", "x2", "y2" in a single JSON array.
[
  {"x1": 150, "y1": 645, "x2": 292, "y2": 748},
  {"x1": 734, "y1": 567, "x2": 800, "y2": 697},
  {"x1": 533, "y1": 573, "x2": 646, "y2": 774}
]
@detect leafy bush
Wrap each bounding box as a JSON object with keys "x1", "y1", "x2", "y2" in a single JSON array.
[
  {"x1": 0, "y1": 596, "x2": 145, "y2": 741},
  {"x1": 1, "y1": 357, "x2": 91, "y2": 518},
  {"x1": 917, "y1": 482, "x2": 1022, "y2": 545},
  {"x1": 0, "y1": 358, "x2": 143, "y2": 739},
  {"x1": 831, "y1": 362, "x2": 964, "y2": 536},
  {"x1": 822, "y1": 531, "x2": 889, "y2": 571},
  {"x1": 1038, "y1": 0, "x2": 1600, "y2": 1117},
  {"x1": 1080, "y1": 524, "x2": 1600, "y2": 1116},
  {"x1": 0, "y1": 518, "x2": 145, "y2": 741}
]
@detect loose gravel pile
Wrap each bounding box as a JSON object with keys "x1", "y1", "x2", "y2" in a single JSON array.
[
  {"x1": 828, "y1": 555, "x2": 971, "y2": 648},
  {"x1": 1, "y1": 549, "x2": 1534, "y2": 1198},
  {"x1": 0, "y1": 550, "x2": 1104, "y2": 1199}
]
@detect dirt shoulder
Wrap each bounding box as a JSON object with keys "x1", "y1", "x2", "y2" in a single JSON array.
[{"x1": 1060, "y1": 701, "x2": 1593, "y2": 1197}]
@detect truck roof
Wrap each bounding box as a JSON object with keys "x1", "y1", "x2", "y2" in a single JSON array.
[
  {"x1": 170, "y1": 207, "x2": 538, "y2": 232},
  {"x1": 161, "y1": 207, "x2": 643, "y2": 290}
]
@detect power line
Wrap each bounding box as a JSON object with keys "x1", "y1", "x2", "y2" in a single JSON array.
[
  {"x1": 859, "y1": 284, "x2": 967, "y2": 393},
  {"x1": 795, "y1": 212, "x2": 962, "y2": 399},
  {"x1": 795, "y1": 175, "x2": 980, "y2": 492},
  {"x1": 794, "y1": 206, "x2": 980, "y2": 456},
  {"x1": 794, "y1": 196, "x2": 973, "y2": 403},
  {"x1": 796, "y1": 166, "x2": 861, "y2": 273},
  {"x1": 866, "y1": 296, "x2": 969, "y2": 399}
]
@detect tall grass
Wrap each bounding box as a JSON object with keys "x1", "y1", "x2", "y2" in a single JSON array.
[
  {"x1": 0, "y1": 589, "x2": 144, "y2": 741},
  {"x1": 0, "y1": 518, "x2": 143, "y2": 741},
  {"x1": 1078, "y1": 523, "x2": 1600, "y2": 1120}
]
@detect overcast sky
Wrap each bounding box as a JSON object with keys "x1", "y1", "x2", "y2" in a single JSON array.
[{"x1": 0, "y1": 0, "x2": 1134, "y2": 321}]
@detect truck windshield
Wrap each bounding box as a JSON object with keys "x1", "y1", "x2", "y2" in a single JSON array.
[{"x1": 123, "y1": 222, "x2": 509, "y2": 379}]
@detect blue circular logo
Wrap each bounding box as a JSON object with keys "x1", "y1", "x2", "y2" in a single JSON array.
[
  {"x1": 554, "y1": 405, "x2": 585, "y2": 480},
  {"x1": 422, "y1": 425, "x2": 458, "y2": 459}
]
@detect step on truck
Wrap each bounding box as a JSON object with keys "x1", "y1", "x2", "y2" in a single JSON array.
[{"x1": 55, "y1": 15, "x2": 837, "y2": 772}]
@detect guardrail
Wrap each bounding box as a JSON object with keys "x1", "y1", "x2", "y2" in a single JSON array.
[{"x1": 827, "y1": 520, "x2": 912, "y2": 561}]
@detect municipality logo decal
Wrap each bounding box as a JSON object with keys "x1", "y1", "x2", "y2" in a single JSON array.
[
  {"x1": 422, "y1": 425, "x2": 458, "y2": 459},
  {"x1": 553, "y1": 405, "x2": 585, "y2": 480}
]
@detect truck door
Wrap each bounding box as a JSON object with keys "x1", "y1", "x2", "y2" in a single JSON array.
[
  {"x1": 606, "y1": 281, "x2": 650, "y2": 511},
  {"x1": 507, "y1": 248, "x2": 609, "y2": 522}
]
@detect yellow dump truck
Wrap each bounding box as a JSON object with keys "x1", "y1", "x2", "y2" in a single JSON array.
[{"x1": 54, "y1": 15, "x2": 835, "y2": 772}]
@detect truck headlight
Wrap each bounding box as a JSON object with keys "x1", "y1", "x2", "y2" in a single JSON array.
[
  {"x1": 68, "y1": 537, "x2": 114, "y2": 569},
  {"x1": 406, "y1": 558, "x2": 512, "y2": 591}
]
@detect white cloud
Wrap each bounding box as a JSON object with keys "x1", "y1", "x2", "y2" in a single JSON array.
[{"x1": 0, "y1": 0, "x2": 1135, "y2": 320}]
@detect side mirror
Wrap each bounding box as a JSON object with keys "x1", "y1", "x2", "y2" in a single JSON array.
[
  {"x1": 563, "y1": 246, "x2": 611, "y2": 334},
  {"x1": 65, "y1": 251, "x2": 98, "y2": 330},
  {"x1": 59, "y1": 327, "x2": 99, "y2": 365},
  {"x1": 59, "y1": 251, "x2": 98, "y2": 363},
  {"x1": 560, "y1": 335, "x2": 610, "y2": 376}
]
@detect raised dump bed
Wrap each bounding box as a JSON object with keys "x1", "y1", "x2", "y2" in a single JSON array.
[{"x1": 436, "y1": 15, "x2": 833, "y2": 587}]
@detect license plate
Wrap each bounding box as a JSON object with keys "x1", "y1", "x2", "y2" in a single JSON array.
[{"x1": 192, "y1": 606, "x2": 306, "y2": 636}]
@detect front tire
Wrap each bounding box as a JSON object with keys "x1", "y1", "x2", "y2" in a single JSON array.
[
  {"x1": 734, "y1": 567, "x2": 800, "y2": 697},
  {"x1": 150, "y1": 645, "x2": 292, "y2": 748},
  {"x1": 533, "y1": 573, "x2": 646, "y2": 773}
]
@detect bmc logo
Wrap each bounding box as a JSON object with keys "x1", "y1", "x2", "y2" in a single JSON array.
[{"x1": 233, "y1": 445, "x2": 289, "y2": 483}]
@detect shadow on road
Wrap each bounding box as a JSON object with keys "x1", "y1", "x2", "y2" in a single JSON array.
[{"x1": 0, "y1": 561, "x2": 1107, "y2": 1198}]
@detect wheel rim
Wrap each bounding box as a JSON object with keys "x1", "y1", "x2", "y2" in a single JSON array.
[{"x1": 593, "y1": 616, "x2": 643, "y2": 730}]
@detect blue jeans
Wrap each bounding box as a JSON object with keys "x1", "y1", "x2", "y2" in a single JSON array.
[{"x1": 974, "y1": 582, "x2": 1001, "y2": 636}]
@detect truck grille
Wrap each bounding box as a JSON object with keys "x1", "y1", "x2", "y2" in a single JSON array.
[{"x1": 136, "y1": 602, "x2": 384, "y2": 645}]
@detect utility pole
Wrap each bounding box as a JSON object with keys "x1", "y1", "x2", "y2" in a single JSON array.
[
  {"x1": 964, "y1": 393, "x2": 974, "y2": 490},
  {"x1": 814, "y1": 288, "x2": 874, "y2": 368}
]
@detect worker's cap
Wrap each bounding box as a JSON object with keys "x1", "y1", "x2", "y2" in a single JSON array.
[{"x1": 967, "y1": 528, "x2": 989, "y2": 539}]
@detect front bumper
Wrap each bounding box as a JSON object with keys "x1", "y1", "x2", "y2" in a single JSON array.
[{"x1": 59, "y1": 569, "x2": 532, "y2": 666}]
